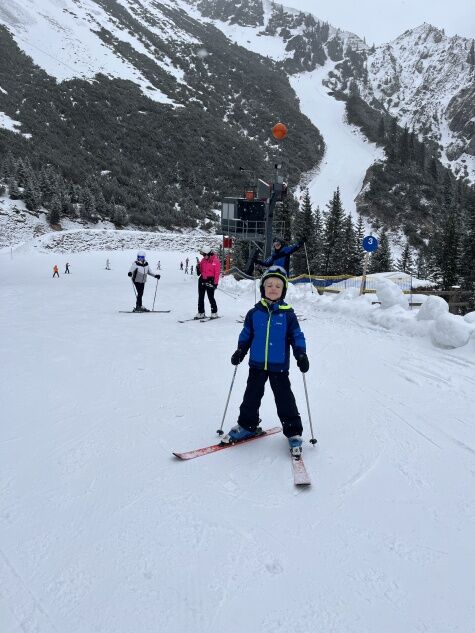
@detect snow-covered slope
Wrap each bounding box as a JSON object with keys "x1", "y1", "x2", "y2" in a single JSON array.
[
  {"x1": 0, "y1": 0, "x2": 189, "y2": 103},
  {"x1": 1, "y1": 245, "x2": 474, "y2": 632},
  {"x1": 290, "y1": 62, "x2": 384, "y2": 217}
]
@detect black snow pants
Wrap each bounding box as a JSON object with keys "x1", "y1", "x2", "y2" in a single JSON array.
[
  {"x1": 134, "y1": 282, "x2": 145, "y2": 308},
  {"x1": 198, "y1": 277, "x2": 217, "y2": 314},
  {"x1": 238, "y1": 368, "x2": 303, "y2": 438}
]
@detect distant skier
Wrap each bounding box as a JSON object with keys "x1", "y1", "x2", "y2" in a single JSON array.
[
  {"x1": 106, "y1": 259, "x2": 111, "y2": 270},
  {"x1": 65, "y1": 262, "x2": 70, "y2": 274},
  {"x1": 184, "y1": 263, "x2": 189, "y2": 274},
  {"x1": 128, "y1": 250, "x2": 160, "y2": 312},
  {"x1": 195, "y1": 246, "x2": 221, "y2": 319},
  {"x1": 255, "y1": 236, "x2": 306, "y2": 276},
  {"x1": 180, "y1": 261, "x2": 183, "y2": 271},
  {"x1": 157, "y1": 261, "x2": 161, "y2": 270},
  {"x1": 190, "y1": 265, "x2": 194, "y2": 275},
  {"x1": 53, "y1": 265, "x2": 59, "y2": 278},
  {"x1": 221, "y1": 266, "x2": 309, "y2": 456}
]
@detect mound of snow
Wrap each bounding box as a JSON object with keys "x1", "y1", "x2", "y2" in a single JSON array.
[
  {"x1": 464, "y1": 311, "x2": 475, "y2": 324},
  {"x1": 375, "y1": 278, "x2": 408, "y2": 309},
  {"x1": 431, "y1": 314, "x2": 472, "y2": 348},
  {"x1": 416, "y1": 295, "x2": 448, "y2": 321}
]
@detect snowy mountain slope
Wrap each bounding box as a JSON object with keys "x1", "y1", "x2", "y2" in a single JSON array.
[
  {"x1": 328, "y1": 23, "x2": 475, "y2": 180},
  {"x1": 191, "y1": 2, "x2": 474, "y2": 181},
  {"x1": 0, "y1": 0, "x2": 184, "y2": 103},
  {"x1": 290, "y1": 62, "x2": 385, "y2": 218},
  {"x1": 1, "y1": 246, "x2": 474, "y2": 632}
]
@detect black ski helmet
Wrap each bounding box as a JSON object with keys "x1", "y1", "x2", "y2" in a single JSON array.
[{"x1": 260, "y1": 265, "x2": 289, "y2": 300}]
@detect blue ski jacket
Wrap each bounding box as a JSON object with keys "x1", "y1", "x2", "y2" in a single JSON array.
[
  {"x1": 256, "y1": 242, "x2": 303, "y2": 276},
  {"x1": 237, "y1": 299, "x2": 306, "y2": 372}
]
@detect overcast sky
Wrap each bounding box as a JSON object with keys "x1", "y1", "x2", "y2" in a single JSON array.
[{"x1": 284, "y1": 0, "x2": 475, "y2": 44}]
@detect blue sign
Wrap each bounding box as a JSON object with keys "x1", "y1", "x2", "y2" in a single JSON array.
[{"x1": 363, "y1": 235, "x2": 379, "y2": 253}]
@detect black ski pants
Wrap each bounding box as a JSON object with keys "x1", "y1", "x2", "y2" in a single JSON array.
[
  {"x1": 198, "y1": 277, "x2": 217, "y2": 314},
  {"x1": 238, "y1": 368, "x2": 303, "y2": 438},
  {"x1": 134, "y1": 282, "x2": 145, "y2": 308}
]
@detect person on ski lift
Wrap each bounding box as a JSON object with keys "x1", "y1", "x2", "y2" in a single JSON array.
[
  {"x1": 255, "y1": 236, "x2": 306, "y2": 276},
  {"x1": 128, "y1": 250, "x2": 160, "y2": 312},
  {"x1": 222, "y1": 266, "x2": 309, "y2": 457},
  {"x1": 195, "y1": 246, "x2": 221, "y2": 319}
]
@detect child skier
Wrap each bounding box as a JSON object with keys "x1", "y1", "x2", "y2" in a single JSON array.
[
  {"x1": 127, "y1": 250, "x2": 160, "y2": 312},
  {"x1": 222, "y1": 266, "x2": 309, "y2": 456},
  {"x1": 255, "y1": 236, "x2": 305, "y2": 276},
  {"x1": 53, "y1": 265, "x2": 59, "y2": 278},
  {"x1": 195, "y1": 246, "x2": 221, "y2": 319}
]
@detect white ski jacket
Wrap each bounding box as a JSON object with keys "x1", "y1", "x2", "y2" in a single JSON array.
[{"x1": 129, "y1": 261, "x2": 156, "y2": 283}]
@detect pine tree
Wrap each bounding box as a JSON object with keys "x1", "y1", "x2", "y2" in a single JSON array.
[
  {"x1": 439, "y1": 209, "x2": 461, "y2": 289},
  {"x1": 321, "y1": 188, "x2": 345, "y2": 275},
  {"x1": 377, "y1": 117, "x2": 385, "y2": 143},
  {"x1": 341, "y1": 214, "x2": 359, "y2": 274},
  {"x1": 273, "y1": 194, "x2": 294, "y2": 244},
  {"x1": 23, "y1": 176, "x2": 42, "y2": 211},
  {"x1": 397, "y1": 240, "x2": 414, "y2": 274},
  {"x1": 291, "y1": 189, "x2": 316, "y2": 276},
  {"x1": 369, "y1": 229, "x2": 392, "y2": 273},
  {"x1": 8, "y1": 177, "x2": 21, "y2": 200},
  {"x1": 398, "y1": 126, "x2": 410, "y2": 165},
  {"x1": 48, "y1": 194, "x2": 61, "y2": 225},
  {"x1": 312, "y1": 205, "x2": 323, "y2": 273},
  {"x1": 81, "y1": 188, "x2": 96, "y2": 219}
]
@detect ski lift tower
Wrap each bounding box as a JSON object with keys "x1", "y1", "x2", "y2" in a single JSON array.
[{"x1": 220, "y1": 123, "x2": 289, "y2": 272}]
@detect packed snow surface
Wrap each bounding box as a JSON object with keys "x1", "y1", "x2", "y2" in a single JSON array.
[{"x1": 1, "y1": 242, "x2": 475, "y2": 633}]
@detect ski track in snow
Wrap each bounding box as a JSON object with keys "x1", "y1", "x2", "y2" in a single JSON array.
[{"x1": 1, "y1": 246, "x2": 474, "y2": 633}]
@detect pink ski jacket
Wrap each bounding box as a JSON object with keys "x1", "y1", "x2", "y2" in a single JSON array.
[{"x1": 198, "y1": 254, "x2": 221, "y2": 285}]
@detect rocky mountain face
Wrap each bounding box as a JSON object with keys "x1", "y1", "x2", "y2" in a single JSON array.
[{"x1": 326, "y1": 23, "x2": 475, "y2": 181}]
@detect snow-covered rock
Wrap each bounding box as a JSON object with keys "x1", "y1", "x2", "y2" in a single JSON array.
[
  {"x1": 416, "y1": 295, "x2": 448, "y2": 321},
  {"x1": 431, "y1": 313, "x2": 472, "y2": 348}
]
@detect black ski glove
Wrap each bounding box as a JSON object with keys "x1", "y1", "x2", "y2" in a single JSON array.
[
  {"x1": 297, "y1": 353, "x2": 309, "y2": 373},
  {"x1": 231, "y1": 349, "x2": 245, "y2": 365},
  {"x1": 298, "y1": 236, "x2": 307, "y2": 246},
  {"x1": 128, "y1": 272, "x2": 133, "y2": 277},
  {"x1": 155, "y1": 274, "x2": 161, "y2": 279}
]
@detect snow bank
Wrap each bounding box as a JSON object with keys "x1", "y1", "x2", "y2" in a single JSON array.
[
  {"x1": 416, "y1": 295, "x2": 448, "y2": 321},
  {"x1": 431, "y1": 314, "x2": 473, "y2": 348},
  {"x1": 290, "y1": 280, "x2": 473, "y2": 350},
  {"x1": 464, "y1": 311, "x2": 475, "y2": 324},
  {"x1": 375, "y1": 277, "x2": 408, "y2": 309}
]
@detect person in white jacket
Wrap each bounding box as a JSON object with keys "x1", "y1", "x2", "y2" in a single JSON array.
[{"x1": 128, "y1": 250, "x2": 160, "y2": 312}]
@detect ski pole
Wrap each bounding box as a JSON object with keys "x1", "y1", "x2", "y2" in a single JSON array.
[
  {"x1": 152, "y1": 277, "x2": 159, "y2": 312},
  {"x1": 302, "y1": 373, "x2": 317, "y2": 444},
  {"x1": 131, "y1": 279, "x2": 137, "y2": 297},
  {"x1": 303, "y1": 243, "x2": 315, "y2": 294},
  {"x1": 216, "y1": 365, "x2": 238, "y2": 435}
]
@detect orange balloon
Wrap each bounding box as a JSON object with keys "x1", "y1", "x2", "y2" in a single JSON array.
[{"x1": 272, "y1": 122, "x2": 288, "y2": 140}]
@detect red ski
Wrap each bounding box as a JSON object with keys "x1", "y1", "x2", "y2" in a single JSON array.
[
  {"x1": 173, "y1": 427, "x2": 281, "y2": 460},
  {"x1": 291, "y1": 455, "x2": 311, "y2": 486}
]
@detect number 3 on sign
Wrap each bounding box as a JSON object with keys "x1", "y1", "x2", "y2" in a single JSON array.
[{"x1": 363, "y1": 235, "x2": 379, "y2": 253}]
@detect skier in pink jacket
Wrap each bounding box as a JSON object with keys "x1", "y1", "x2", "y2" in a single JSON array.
[{"x1": 195, "y1": 246, "x2": 221, "y2": 319}]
